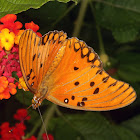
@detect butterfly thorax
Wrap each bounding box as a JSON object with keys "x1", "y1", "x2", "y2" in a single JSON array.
[
  {"x1": 31, "y1": 43, "x2": 67, "y2": 109},
  {"x1": 31, "y1": 84, "x2": 49, "y2": 109}
]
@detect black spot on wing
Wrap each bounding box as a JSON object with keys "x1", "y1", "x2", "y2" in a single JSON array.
[
  {"x1": 102, "y1": 76, "x2": 109, "y2": 83},
  {"x1": 74, "y1": 67, "x2": 79, "y2": 70},
  {"x1": 82, "y1": 97, "x2": 87, "y2": 101},
  {"x1": 74, "y1": 81, "x2": 79, "y2": 86},
  {"x1": 71, "y1": 96, "x2": 75, "y2": 100},
  {"x1": 93, "y1": 88, "x2": 99, "y2": 94},
  {"x1": 33, "y1": 54, "x2": 36, "y2": 61},
  {"x1": 90, "y1": 82, "x2": 95, "y2": 87}
]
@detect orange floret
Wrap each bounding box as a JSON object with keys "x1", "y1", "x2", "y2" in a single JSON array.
[
  {"x1": 0, "y1": 76, "x2": 17, "y2": 100},
  {"x1": 0, "y1": 76, "x2": 8, "y2": 93},
  {"x1": 15, "y1": 30, "x2": 24, "y2": 45}
]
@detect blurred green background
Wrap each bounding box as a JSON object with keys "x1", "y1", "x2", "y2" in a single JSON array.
[{"x1": 0, "y1": 0, "x2": 140, "y2": 139}]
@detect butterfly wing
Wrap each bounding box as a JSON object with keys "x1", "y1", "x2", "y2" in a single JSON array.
[
  {"x1": 45, "y1": 38, "x2": 136, "y2": 111},
  {"x1": 19, "y1": 29, "x2": 67, "y2": 93}
]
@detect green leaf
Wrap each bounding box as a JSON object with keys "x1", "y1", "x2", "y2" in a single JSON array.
[
  {"x1": 122, "y1": 115, "x2": 140, "y2": 138},
  {"x1": 113, "y1": 126, "x2": 139, "y2": 140},
  {"x1": 0, "y1": 0, "x2": 78, "y2": 19},
  {"x1": 15, "y1": 89, "x2": 33, "y2": 106},
  {"x1": 112, "y1": 28, "x2": 138, "y2": 43},
  {"x1": 53, "y1": 112, "x2": 139, "y2": 140},
  {"x1": 58, "y1": 0, "x2": 79, "y2": 3},
  {"x1": 23, "y1": 1, "x2": 67, "y2": 33},
  {"x1": 117, "y1": 52, "x2": 140, "y2": 82},
  {"x1": 95, "y1": 0, "x2": 140, "y2": 43}
]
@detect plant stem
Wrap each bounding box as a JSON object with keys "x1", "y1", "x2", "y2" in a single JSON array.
[
  {"x1": 96, "y1": 24, "x2": 105, "y2": 55},
  {"x1": 89, "y1": 1, "x2": 105, "y2": 55},
  {"x1": 51, "y1": 4, "x2": 76, "y2": 28},
  {"x1": 25, "y1": 114, "x2": 42, "y2": 138},
  {"x1": 37, "y1": 104, "x2": 56, "y2": 139},
  {"x1": 25, "y1": 104, "x2": 56, "y2": 139},
  {"x1": 73, "y1": 0, "x2": 89, "y2": 37}
]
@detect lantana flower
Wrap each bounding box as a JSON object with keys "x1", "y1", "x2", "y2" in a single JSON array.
[
  {"x1": 0, "y1": 14, "x2": 22, "y2": 34},
  {"x1": 0, "y1": 28, "x2": 15, "y2": 51},
  {"x1": 14, "y1": 108, "x2": 31, "y2": 121},
  {"x1": 0, "y1": 78, "x2": 17, "y2": 100},
  {"x1": 0, "y1": 14, "x2": 41, "y2": 99},
  {"x1": 25, "y1": 21, "x2": 42, "y2": 37}
]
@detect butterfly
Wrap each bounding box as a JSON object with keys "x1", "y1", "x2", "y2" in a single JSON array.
[{"x1": 19, "y1": 29, "x2": 136, "y2": 111}]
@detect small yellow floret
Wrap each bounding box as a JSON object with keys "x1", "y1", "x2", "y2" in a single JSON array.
[
  {"x1": 18, "y1": 77, "x2": 29, "y2": 91},
  {"x1": 0, "y1": 28, "x2": 15, "y2": 51}
]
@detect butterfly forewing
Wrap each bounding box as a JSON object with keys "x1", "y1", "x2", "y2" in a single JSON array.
[{"x1": 19, "y1": 30, "x2": 67, "y2": 93}]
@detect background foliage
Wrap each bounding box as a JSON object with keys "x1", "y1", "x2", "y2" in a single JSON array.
[{"x1": 0, "y1": 0, "x2": 140, "y2": 139}]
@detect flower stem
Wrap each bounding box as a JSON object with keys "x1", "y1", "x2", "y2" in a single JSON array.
[
  {"x1": 89, "y1": 1, "x2": 109, "y2": 65},
  {"x1": 73, "y1": 0, "x2": 89, "y2": 37},
  {"x1": 37, "y1": 104, "x2": 56, "y2": 139}
]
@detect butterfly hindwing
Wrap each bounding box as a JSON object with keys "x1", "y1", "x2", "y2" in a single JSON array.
[{"x1": 45, "y1": 38, "x2": 136, "y2": 111}]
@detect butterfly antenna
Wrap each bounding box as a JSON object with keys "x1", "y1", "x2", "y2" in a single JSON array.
[
  {"x1": 27, "y1": 104, "x2": 32, "y2": 110},
  {"x1": 9, "y1": 109, "x2": 33, "y2": 133},
  {"x1": 37, "y1": 106, "x2": 49, "y2": 140}
]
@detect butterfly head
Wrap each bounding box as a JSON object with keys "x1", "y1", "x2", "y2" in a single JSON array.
[{"x1": 32, "y1": 96, "x2": 42, "y2": 109}]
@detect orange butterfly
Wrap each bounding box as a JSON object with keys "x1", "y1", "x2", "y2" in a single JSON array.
[{"x1": 19, "y1": 29, "x2": 136, "y2": 111}]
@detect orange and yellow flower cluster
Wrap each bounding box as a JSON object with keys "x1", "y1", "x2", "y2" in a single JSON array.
[{"x1": 0, "y1": 14, "x2": 41, "y2": 100}]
